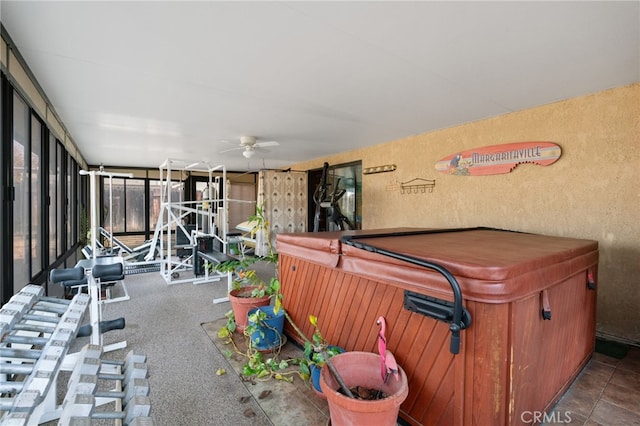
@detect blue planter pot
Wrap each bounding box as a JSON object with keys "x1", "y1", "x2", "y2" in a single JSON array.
[
  {"x1": 309, "y1": 346, "x2": 346, "y2": 394},
  {"x1": 248, "y1": 305, "x2": 285, "y2": 351}
]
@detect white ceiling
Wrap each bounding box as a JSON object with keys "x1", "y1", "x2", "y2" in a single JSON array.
[{"x1": 1, "y1": 1, "x2": 638, "y2": 171}]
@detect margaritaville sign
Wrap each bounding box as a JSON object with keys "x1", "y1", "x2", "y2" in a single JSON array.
[{"x1": 435, "y1": 141, "x2": 562, "y2": 176}]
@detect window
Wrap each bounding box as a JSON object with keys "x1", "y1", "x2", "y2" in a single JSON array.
[
  {"x1": 327, "y1": 162, "x2": 361, "y2": 231},
  {"x1": 12, "y1": 93, "x2": 29, "y2": 288},
  {"x1": 149, "y1": 179, "x2": 183, "y2": 235},
  {"x1": 2, "y1": 73, "x2": 84, "y2": 295},
  {"x1": 149, "y1": 180, "x2": 163, "y2": 233},
  {"x1": 228, "y1": 182, "x2": 256, "y2": 229},
  {"x1": 48, "y1": 134, "x2": 57, "y2": 260},
  {"x1": 103, "y1": 178, "x2": 146, "y2": 233},
  {"x1": 0, "y1": 75, "x2": 4, "y2": 297},
  {"x1": 125, "y1": 179, "x2": 145, "y2": 232},
  {"x1": 66, "y1": 156, "x2": 77, "y2": 248},
  {"x1": 56, "y1": 142, "x2": 64, "y2": 255},
  {"x1": 30, "y1": 114, "x2": 43, "y2": 277},
  {"x1": 309, "y1": 161, "x2": 362, "y2": 232}
]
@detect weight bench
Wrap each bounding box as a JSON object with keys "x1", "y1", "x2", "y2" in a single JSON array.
[
  {"x1": 49, "y1": 267, "x2": 126, "y2": 347},
  {"x1": 51, "y1": 262, "x2": 125, "y2": 303},
  {"x1": 192, "y1": 247, "x2": 233, "y2": 291},
  {"x1": 71, "y1": 257, "x2": 129, "y2": 303}
]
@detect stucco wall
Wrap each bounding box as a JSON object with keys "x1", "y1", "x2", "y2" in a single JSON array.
[{"x1": 291, "y1": 83, "x2": 640, "y2": 344}]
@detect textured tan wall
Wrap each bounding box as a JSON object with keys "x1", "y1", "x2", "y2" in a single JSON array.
[{"x1": 291, "y1": 83, "x2": 640, "y2": 343}]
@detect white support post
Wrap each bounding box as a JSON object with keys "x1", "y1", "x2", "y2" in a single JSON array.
[{"x1": 79, "y1": 169, "x2": 133, "y2": 259}]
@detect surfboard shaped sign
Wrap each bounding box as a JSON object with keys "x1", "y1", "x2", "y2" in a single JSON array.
[{"x1": 435, "y1": 141, "x2": 561, "y2": 176}]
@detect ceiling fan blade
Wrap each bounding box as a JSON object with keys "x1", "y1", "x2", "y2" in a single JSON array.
[
  {"x1": 219, "y1": 146, "x2": 243, "y2": 154},
  {"x1": 255, "y1": 141, "x2": 279, "y2": 148}
]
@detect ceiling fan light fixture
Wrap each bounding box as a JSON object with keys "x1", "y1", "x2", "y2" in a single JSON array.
[{"x1": 242, "y1": 148, "x2": 255, "y2": 159}]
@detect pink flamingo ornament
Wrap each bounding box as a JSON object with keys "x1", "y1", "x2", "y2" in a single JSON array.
[{"x1": 376, "y1": 316, "x2": 399, "y2": 383}]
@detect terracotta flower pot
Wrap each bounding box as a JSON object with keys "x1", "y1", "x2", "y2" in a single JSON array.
[
  {"x1": 319, "y1": 351, "x2": 409, "y2": 426},
  {"x1": 228, "y1": 286, "x2": 270, "y2": 333}
]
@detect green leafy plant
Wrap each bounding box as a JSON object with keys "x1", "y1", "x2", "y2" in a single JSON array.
[
  {"x1": 218, "y1": 310, "x2": 343, "y2": 384},
  {"x1": 79, "y1": 206, "x2": 90, "y2": 246},
  {"x1": 217, "y1": 310, "x2": 237, "y2": 337},
  {"x1": 215, "y1": 203, "x2": 283, "y2": 335},
  {"x1": 218, "y1": 306, "x2": 306, "y2": 383},
  {"x1": 215, "y1": 205, "x2": 341, "y2": 384},
  {"x1": 302, "y1": 315, "x2": 343, "y2": 367},
  {"x1": 244, "y1": 308, "x2": 273, "y2": 346},
  {"x1": 215, "y1": 258, "x2": 281, "y2": 298},
  {"x1": 215, "y1": 204, "x2": 280, "y2": 297}
]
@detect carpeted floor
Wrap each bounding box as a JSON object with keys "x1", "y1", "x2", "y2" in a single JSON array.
[{"x1": 71, "y1": 269, "x2": 275, "y2": 425}]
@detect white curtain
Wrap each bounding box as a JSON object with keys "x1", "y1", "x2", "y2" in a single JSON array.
[{"x1": 256, "y1": 170, "x2": 307, "y2": 256}]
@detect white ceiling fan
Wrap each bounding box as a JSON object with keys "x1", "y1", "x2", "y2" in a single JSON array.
[{"x1": 220, "y1": 136, "x2": 280, "y2": 159}]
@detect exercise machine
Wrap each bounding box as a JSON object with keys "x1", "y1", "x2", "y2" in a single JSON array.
[
  {"x1": 148, "y1": 159, "x2": 230, "y2": 285},
  {"x1": 312, "y1": 162, "x2": 355, "y2": 232},
  {"x1": 97, "y1": 227, "x2": 160, "y2": 275}
]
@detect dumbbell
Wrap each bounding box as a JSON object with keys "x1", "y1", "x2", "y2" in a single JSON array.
[
  {"x1": 66, "y1": 346, "x2": 147, "y2": 387},
  {"x1": 68, "y1": 344, "x2": 148, "y2": 390},
  {"x1": 0, "y1": 380, "x2": 24, "y2": 394},
  {"x1": 60, "y1": 393, "x2": 151, "y2": 425},
  {"x1": 11, "y1": 322, "x2": 56, "y2": 335},
  {"x1": 32, "y1": 297, "x2": 75, "y2": 315},
  {"x1": 68, "y1": 374, "x2": 150, "y2": 405},
  {"x1": 0, "y1": 363, "x2": 34, "y2": 376},
  {"x1": 0, "y1": 332, "x2": 89, "y2": 382},
  {"x1": 60, "y1": 346, "x2": 150, "y2": 423},
  {"x1": 0, "y1": 412, "x2": 32, "y2": 426},
  {"x1": 0, "y1": 318, "x2": 122, "y2": 363},
  {"x1": 2, "y1": 325, "x2": 79, "y2": 346},
  {"x1": 79, "y1": 344, "x2": 147, "y2": 378},
  {"x1": 0, "y1": 288, "x2": 43, "y2": 334},
  {"x1": 2, "y1": 308, "x2": 87, "y2": 351},
  {"x1": 0, "y1": 398, "x2": 16, "y2": 412}
]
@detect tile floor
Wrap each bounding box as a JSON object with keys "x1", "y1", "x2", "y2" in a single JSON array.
[
  {"x1": 546, "y1": 346, "x2": 640, "y2": 425},
  {"x1": 206, "y1": 316, "x2": 640, "y2": 426}
]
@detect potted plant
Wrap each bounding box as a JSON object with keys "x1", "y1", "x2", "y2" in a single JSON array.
[
  {"x1": 217, "y1": 259, "x2": 279, "y2": 333},
  {"x1": 318, "y1": 317, "x2": 409, "y2": 425},
  {"x1": 303, "y1": 315, "x2": 345, "y2": 397},
  {"x1": 216, "y1": 204, "x2": 280, "y2": 333},
  {"x1": 216, "y1": 205, "x2": 346, "y2": 388},
  {"x1": 218, "y1": 311, "x2": 344, "y2": 387},
  {"x1": 246, "y1": 305, "x2": 286, "y2": 351},
  {"x1": 319, "y1": 351, "x2": 409, "y2": 425},
  {"x1": 217, "y1": 304, "x2": 310, "y2": 384}
]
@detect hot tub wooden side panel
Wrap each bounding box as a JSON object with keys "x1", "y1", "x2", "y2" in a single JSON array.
[
  {"x1": 509, "y1": 270, "x2": 597, "y2": 421},
  {"x1": 280, "y1": 252, "x2": 478, "y2": 425}
]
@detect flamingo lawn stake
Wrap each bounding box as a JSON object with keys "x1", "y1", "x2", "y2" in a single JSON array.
[{"x1": 377, "y1": 316, "x2": 399, "y2": 383}]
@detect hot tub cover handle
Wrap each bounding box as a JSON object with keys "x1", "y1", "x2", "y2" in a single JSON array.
[{"x1": 342, "y1": 235, "x2": 470, "y2": 355}]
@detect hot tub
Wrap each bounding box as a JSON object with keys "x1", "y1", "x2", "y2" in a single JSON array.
[{"x1": 276, "y1": 228, "x2": 598, "y2": 426}]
